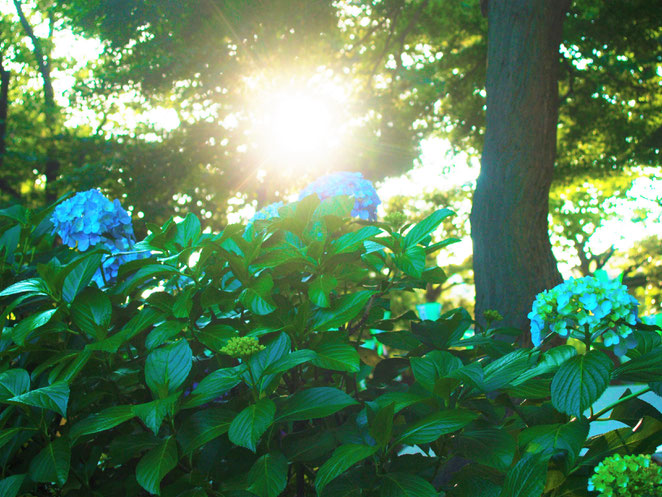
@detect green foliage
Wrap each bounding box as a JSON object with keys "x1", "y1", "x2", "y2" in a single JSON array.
[{"x1": 1, "y1": 196, "x2": 661, "y2": 497}]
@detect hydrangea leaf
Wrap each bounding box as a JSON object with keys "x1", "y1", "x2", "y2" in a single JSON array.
[{"x1": 551, "y1": 350, "x2": 612, "y2": 417}]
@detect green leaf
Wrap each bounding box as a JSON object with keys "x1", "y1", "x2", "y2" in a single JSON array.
[
  {"x1": 395, "y1": 409, "x2": 477, "y2": 445},
  {"x1": 240, "y1": 273, "x2": 276, "y2": 315},
  {"x1": 11, "y1": 308, "x2": 58, "y2": 345},
  {"x1": 277, "y1": 387, "x2": 359, "y2": 422},
  {"x1": 312, "y1": 195, "x2": 355, "y2": 220},
  {"x1": 69, "y1": 405, "x2": 135, "y2": 441},
  {"x1": 499, "y1": 453, "x2": 549, "y2": 497},
  {"x1": 457, "y1": 427, "x2": 516, "y2": 472},
  {"x1": 0, "y1": 474, "x2": 25, "y2": 497},
  {"x1": 372, "y1": 392, "x2": 427, "y2": 414},
  {"x1": 315, "y1": 444, "x2": 378, "y2": 495},
  {"x1": 0, "y1": 204, "x2": 27, "y2": 224},
  {"x1": 263, "y1": 349, "x2": 318, "y2": 375},
  {"x1": 134, "y1": 395, "x2": 178, "y2": 436},
  {"x1": 309, "y1": 275, "x2": 338, "y2": 308},
  {"x1": 311, "y1": 290, "x2": 375, "y2": 331},
  {"x1": 228, "y1": 397, "x2": 276, "y2": 452},
  {"x1": 425, "y1": 237, "x2": 461, "y2": 254},
  {"x1": 247, "y1": 452, "x2": 289, "y2": 497},
  {"x1": 410, "y1": 351, "x2": 462, "y2": 392},
  {"x1": 8, "y1": 381, "x2": 69, "y2": 417},
  {"x1": 115, "y1": 264, "x2": 181, "y2": 295},
  {"x1": 248, "y1": 333, "x2": 291, "y2": 392},
  {"x1": 331, "y1": 226, "x2": 381, "y2": 255},
  {"x1": 375, "y1": 331, "x2": 421, "y2": 351},
  {"x1": 411, "y1": 309, "x2": 470, "y2": 350},
  {"x1": 483, "y1": 349, "x2": 536, "y2": 390},
  {"x1": 368, "y1": 402, "x2": 394, "y2": 448},
  {"x1": 29, "y1": 437, "x2": 70, "y2": 485},
  {"x1": 174, "y1": 213, "x2": 201, "y2": 248},
  {"x1": 62, "y1": 252, "x2": 104, "y2": 302},
  {"x1": 0, "y1": 224, "x2": 20, "y2": 263},
  {"x1": 312, "y1": 343, "x2": 360, "y2": 373},
  {"x1": 182, "y1": 365, "x2": 244, "y2": 409},
  {"x1": 196, "y1": 323, "x2": 237, "y2": 351},
  {"x1": 71, "y1": 288, "x2": 112, "y2": 340},
  {"x1": 403, "y1": 209, "x2": 454, "y2": 249},
  {"x1": 177, "y1": 408, "x2": 235, "y2": 455},
  {"x1": 145, "y1": 340, "x2": 192, "y2": 398},
  {"x1": 394, "y1": 245, "x2": 426, "y2": 278},
  {"x1": 0, "y1": 369, "x2": 30, "y2": 399},
  {"x1": 172, "y1": 287, "x2": 195, "y2": 319},
  {"x1": 614, "y1": 348, "x2": 662, "y2": 382},
  {"x1": 519, "y1": 419, "x2": 589, "y2": 467},
  {"x1": 145, "y1": 321, "x2": 185, "y2": 350},
  {"x1": 513, "y1": 345, "x2": 577, "y2": 385},
  {"x1": 87, "y1": 307, "x2": 162, "y2": 353},
  {"x1": 421, "y1": 266, "x2": 447, "y2": 284},
  {"x1": 0, "y1": 278, "x2": 49, "y2": 297},
  {"x1": 551, "y1": 350, "x2": 612, "y2": 417},
  {"x1": 0, "y1": 428, "x2": 33, "y2": 452},
  {"x1": 380, "y1": 473, "x2": 438, "y2": 497},
  {"x1": 136, "y1": 436, "x2": 178, "y2": 495}
]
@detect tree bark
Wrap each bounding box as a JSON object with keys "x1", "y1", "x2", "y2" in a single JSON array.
[
  {"x1": 470, "y1": 0, "x2": 568, "y2": 338},
  {"x1": 0, "y1": 53, "x2": 20, "y2": 199}
]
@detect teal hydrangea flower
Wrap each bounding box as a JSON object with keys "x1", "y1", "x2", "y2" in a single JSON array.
[
  {"x1": 588, "y1": 454, "x2": 662, "y2": 496},
  {"x1": 528, "y1": 275, "x2": 639, "y2": 355},
  {"x1": 298, "y1": 172, "x2": 381, "y2": 221}
]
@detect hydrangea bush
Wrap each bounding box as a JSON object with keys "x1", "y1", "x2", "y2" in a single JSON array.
[{"x1": 0, "y1": 186, "x2": 660, "y2": 497}]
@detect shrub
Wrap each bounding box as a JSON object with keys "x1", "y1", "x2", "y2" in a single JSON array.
[{"x1": 0, "y1": 191, "x2": 661, "y2": 497}]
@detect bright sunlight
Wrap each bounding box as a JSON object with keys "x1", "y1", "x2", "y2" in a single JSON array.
[{"x1": 244, "y1": 73, "x2": 351, "y2": 174}]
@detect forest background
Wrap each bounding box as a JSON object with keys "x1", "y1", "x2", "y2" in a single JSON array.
[{"x1": 0, "y1": 0, "x2": 661, "y2": 329}]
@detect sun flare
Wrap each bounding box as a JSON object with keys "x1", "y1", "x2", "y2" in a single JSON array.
[{"x1": 245, "y1": 74, "x2": 350, "y2": 173}]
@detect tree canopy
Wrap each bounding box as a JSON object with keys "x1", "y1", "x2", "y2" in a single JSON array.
[{"x1": 0, "y1": 0, "x2": 660, "y2": 324}]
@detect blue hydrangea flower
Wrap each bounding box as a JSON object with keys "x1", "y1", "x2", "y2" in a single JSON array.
[
  {"x1": 90, "y1": 239, "x2": 150, "y2": 287},
  {"x1": 52, "y1": 189, "x2": 148, "y2": 287},
  {"x1": 298, "y1": 172, "x2": 381, "y2": 221},
  {"x1": 248, "y1": 201, "x2": 283, "y2": 226},
  {"x1": 528, "y1": 275, "x2": 639, "y2": 355},
  {"x1": 244, "y1": 201, "x2": 284, "y2": 238},
  {"x1": 51, "y1": 189, "x2": 135, "y2": 251}
]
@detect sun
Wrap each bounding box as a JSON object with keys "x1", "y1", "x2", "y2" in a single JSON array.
[{"x1": 245, "y1": 74, "x2": 350, "y2": 173}]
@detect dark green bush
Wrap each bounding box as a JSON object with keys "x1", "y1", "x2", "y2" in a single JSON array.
[{"x1": 0, "y1": 194, "x2": 661, "y2": 497}]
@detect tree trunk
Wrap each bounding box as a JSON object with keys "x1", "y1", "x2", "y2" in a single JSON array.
[
  {"x1": 0, "y1": 54, "x2": 20, "y2": 199},
  {"x1": 0, "y1": 55, "x2": 9, "y2": 168},
  {"x1": 470, "y1": 0, "x2": 568, "y2": 338},
  {"x1": 13, "y1": 0, "x2": 60, "y2": 203}
]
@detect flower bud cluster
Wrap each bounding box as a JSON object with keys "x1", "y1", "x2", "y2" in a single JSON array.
[
  {"x1": 51, "y1": 189, "x2": 147, "y2": 286},
  {"x1": 220, "y1": 337, "x2": 265, "y2": 358},
  {"x1": 298, "y1": 172, "x2": 381, "y2": 221},
  {"x1": 588, "y1": 454, "x2": 662, "y2": 496},
  {"x1": 528, "y1": 275, "x2": 639, "y2": 355}
]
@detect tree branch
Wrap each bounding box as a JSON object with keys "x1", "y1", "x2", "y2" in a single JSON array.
[{"x1": 13, "y1": 0, "x2": 55, "y2": 111}]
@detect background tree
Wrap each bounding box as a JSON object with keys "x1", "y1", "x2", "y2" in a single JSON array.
[{"x1": 0, "y1": 0, "x2": 660, "y2": 329}]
